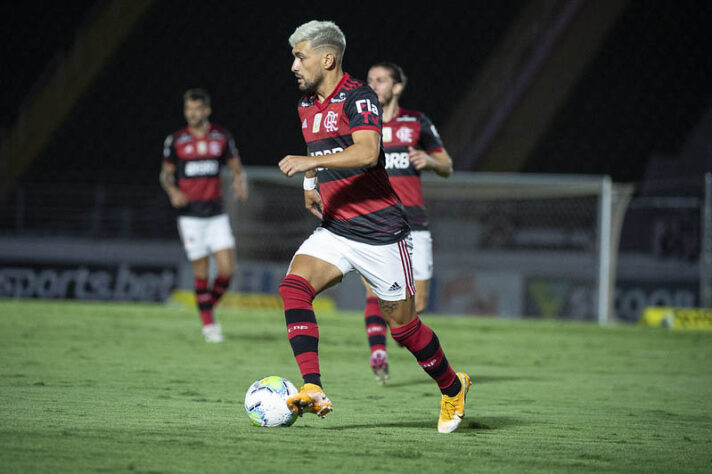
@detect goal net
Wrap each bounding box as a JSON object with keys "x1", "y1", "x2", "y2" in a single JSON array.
[{"x1": 227, "y1": 167, "x2": 632, "y2": 323}]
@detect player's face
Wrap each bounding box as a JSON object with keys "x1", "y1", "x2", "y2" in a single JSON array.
[
  {"x1": 183, "y1": 99, "x2": 210, "y2": 128},
  {"x1": 368, "y1": 67, "x2": 397, "y2": 106},
  {"x1": 291, "y1": 41, "x2": 324, "y2": 92}
]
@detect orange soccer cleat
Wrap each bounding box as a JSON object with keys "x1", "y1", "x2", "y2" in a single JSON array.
[
  {"x1": 286, "y1": 383, "x2": 333, "y2": 418},
  {"x1": 437, "y1": 372, "x2": 471, "y2": 433}
]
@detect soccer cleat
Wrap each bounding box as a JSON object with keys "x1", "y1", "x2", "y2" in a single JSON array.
[
  {"x1": 437, "y1": 372, "x2": 471, "y2": 433},
  {"x1": 286, "y1": 383, "x2": 333, "y2": 418},
  {"x1": 202, "y1": 323, "x2": 224, "y2": 343},
  {"x1": 369, "y1": 349, "x2": 390, "y2": 384}
]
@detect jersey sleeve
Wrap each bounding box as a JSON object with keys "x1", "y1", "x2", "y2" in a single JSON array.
[
  {"x1": 344, "y1": 87, "x2": 382, "y2": 134},
  {"x1": 418, "y1": 114, "x2": 444, "y2": 153},
  {"x1": 221, "y1": 131, "x2": 240, "y2": 163},
  {"x1": 162, "y1": 134, "x2": 177, "y2": 165}
]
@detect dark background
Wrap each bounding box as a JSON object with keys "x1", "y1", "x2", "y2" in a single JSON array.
[{"x1": 2, "y1": 0, "x2": 711, "y2": 187}]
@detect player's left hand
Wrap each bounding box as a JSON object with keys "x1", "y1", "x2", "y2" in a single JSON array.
[
  {"x1": 279, "y1": 155, "x2": 315, "y2": 177},
  {"x1": 408, "y1": 146, "x2": 429, "y2": 170}
]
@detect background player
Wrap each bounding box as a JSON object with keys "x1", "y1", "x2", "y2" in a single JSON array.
[
  {"x1": 361, "y1": 62, "x2": 454, "y2": 383},
  {"x1": 277, "y1": 20, "x2": 470, "y2": 433},
  {"x1": 160, "y1": 89, "x2": 248, "y2": 343}
]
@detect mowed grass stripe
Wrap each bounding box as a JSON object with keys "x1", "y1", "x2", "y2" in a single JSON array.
[{"x1": 1, "y1": 299, "x2": 711, "y2": 473}]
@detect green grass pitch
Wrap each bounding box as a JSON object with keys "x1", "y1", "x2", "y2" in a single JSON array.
[{"x1": 1, "y1": 299, "x2": 711, "y2": 473}]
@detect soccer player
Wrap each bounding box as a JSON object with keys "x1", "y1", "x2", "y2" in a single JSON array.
[
  {"x1": 160, "y1": 89, "x2": 248, "y2": 343},
  {"x1": 360, "y1": 62, "x2": 454, "y2": 383},
  {"x1": 278, "y1": 20, "x2": 470, "y2": 433}
]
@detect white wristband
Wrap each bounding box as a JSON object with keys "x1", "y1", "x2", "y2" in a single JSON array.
[{"x1": 303, "y1": 176, "x2": 317, "y2": 191}]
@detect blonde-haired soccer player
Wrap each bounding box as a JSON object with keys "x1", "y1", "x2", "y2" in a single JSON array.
[{"x1": 277, "y1": 20, "x2": 470, "y2": 433}]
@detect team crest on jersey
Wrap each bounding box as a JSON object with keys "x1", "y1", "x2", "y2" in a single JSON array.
[
  {"x1": 382, "y1": 127, "x2": 392, "y2": 143},
  {"x1": 324, "y1": 111, "x2": 339, "y2": 133},
  {"x1": 197, "y1": 141, "x2": 208, "y2": 155},
  {"x1": 313, "y1": 113, "x2": 322, "y2": 133},
  {"x1": 209, "y1": 141, "x2": 221, "y2": 155},
  {"x1": 396, "y1": 127, "x2": 414, "y2": 143}
]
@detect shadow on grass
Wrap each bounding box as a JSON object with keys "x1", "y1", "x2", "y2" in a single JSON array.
[
  {"x1": 472, "y1": 375, "x2": 539, "y2": 384},
  {"x1": 382, "y1": 374, "x2": 537, "y2": 388},
  {"x1": 322, "y1": 416, "x2": 524, "y2": 431},
  {"x1": 380, "y1": 378, "x2": 433, "y2": 388}
]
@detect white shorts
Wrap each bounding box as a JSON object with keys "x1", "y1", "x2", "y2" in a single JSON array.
[
  {"x1": 411, "y1": 230, "x2": 433, "y2": 281},
  {"x1": 177, "y1": 214, "x2": 235, "y2": 261},
  {"x1": 293, "y1": 227, "x2": 416, "y2": 301}
]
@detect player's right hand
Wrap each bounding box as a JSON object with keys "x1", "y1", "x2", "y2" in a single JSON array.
[
  {"x1": 304, "y1": 189, "x2": 323, "y2": 220},
  {"x1": 169, "y1": 189, "x2": 189, "y2": 208},
  {"x1": 279, "y1": 155, "x2": 316, "y2": 177}
]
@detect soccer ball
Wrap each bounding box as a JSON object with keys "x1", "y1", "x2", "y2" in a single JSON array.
[{"x1": 244, "y1": 376, "x2": 299, "y2": 427}]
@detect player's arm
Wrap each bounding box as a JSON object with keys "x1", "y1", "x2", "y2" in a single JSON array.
[
  {"x1": 278, "y1": 129, "x2": 380, "y2": 177},
  {"x1": 408, "y1": 147, "x2": 453, "y2": 177},
  {"x1": 226, "y1": 157, "x2": 248, "y2": 200},
  {"x1": 159, "y1": 161, "x2": 188, "y2": 208}
]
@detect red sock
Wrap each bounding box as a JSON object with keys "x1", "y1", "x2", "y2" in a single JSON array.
[
  {"x1": 211, "y1": 275, "x2": 231, "y2": 307},
  {"x1": 279, "y1": 274, "x2": 321, "y2": 387},
  {"x1": 364, "y1": 296, "x2": 387, "y2": 353},
  {"x1": 194, "y1": 277, "x2": 213, "y2": 326},
  {"x1": 390, "y1": 316, "x2": 461, "y2": 396}
]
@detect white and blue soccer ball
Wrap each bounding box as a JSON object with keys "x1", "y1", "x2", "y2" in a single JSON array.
[{"x1": 244, "y1": 376, "x2": 299, "y2": 427}]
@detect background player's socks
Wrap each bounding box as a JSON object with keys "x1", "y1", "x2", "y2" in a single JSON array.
[
  {"x1": 279, "y1": 275, "x2": 322, "y2": 387},
  {"x1": 364, "y1": 296, "x2": 387, "y2": 354},
  {"x1": 194, "y1": 277, "x2": 214, "y2": 325},
  {"x1": 391, "y1": 316, "x2": 462, "y2": 396},
  {"x1": 211, "y1": 274, "x2": 231, "y2": 306}
]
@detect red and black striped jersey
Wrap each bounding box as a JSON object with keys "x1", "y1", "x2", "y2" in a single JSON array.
[
  {"x1": 298, "y1": 73, "x2": 409, "y2": 244},
  {"x1": 163, "y1": 124, "x2": 239, "y2": 217},
  {"x1": 382, "y1": 108, "x2": 444, "y2": 230}
]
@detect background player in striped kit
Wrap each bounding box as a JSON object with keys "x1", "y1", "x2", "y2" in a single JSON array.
[
  {"x1": 160, "y1": 89, "x2": 248, "y2": 342},
  {"x1": 360, "y1": 62, "x2": 454, "y2": 383},
  {"x1": 277, "y1": 20, "x2": 469, "y2": 433}
]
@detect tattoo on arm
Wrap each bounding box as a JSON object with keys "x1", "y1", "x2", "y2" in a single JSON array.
[{"x1": 159, "y1": 168, "x2": 175, "y2": 191}]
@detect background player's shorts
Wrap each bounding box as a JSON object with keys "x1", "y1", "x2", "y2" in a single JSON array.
[
  {"x1": 293, "y1": 227, "x2": 415, "y2": 301},
  {"x1": 411, "y1": 230, "x2": 434, "y2": 281},
  {"x1": 177, "y1": 214, "x2": 235, "y2": 261}
]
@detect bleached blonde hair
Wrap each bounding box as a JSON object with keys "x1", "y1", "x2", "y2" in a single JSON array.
[{"x1": 288, "y1": 20, "x2": 346, "y2": 65}]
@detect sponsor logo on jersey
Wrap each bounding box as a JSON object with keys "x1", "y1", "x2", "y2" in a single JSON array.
[
  {"x1": 185, "y1": 144, "x2": 195, "y2": 154},
  {"x1": 309, "y1": 146, "x2": 344, "y2": 157},
  {"x1": 396, "y1": 126, "x2": 414, "y2": 143},
  {"x1": 302, "y1": 118, "x2": 308, "y2": 129},
  {"x1": 355, "y1": 98, "x2": 379, "y2": 124},
  {"x1": 313, "y1": 113, "x2": 322, "y2": 133},
  {"x1": 330, "y1": 92, "x2": 347, "y2": 103},
  {"x1": 197, "y1": 141, "x2": 208, "y2": 155},
  {"x1": 383, "y1": 127, "x2": 392, "y2": 143},
  {"x1": 385, "y1": 152, "x2": 410, "y2": 169},
  {"x1": 324, "y1": 111, "x2": 339, "y2": 133},
  {"x1": 184, "y1": 160, "x2": 219, "y2": 177}
]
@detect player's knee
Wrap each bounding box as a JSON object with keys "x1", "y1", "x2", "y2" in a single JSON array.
[
  {"x1": 279, "y1": 274, "x2": 317, "y2": 308},
  {"x1": 218, "y1": 266, "x2": 235, "y2": 279},
  {"x1": 415, "y1": 297, "x2": 428, "y2": 314}
]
